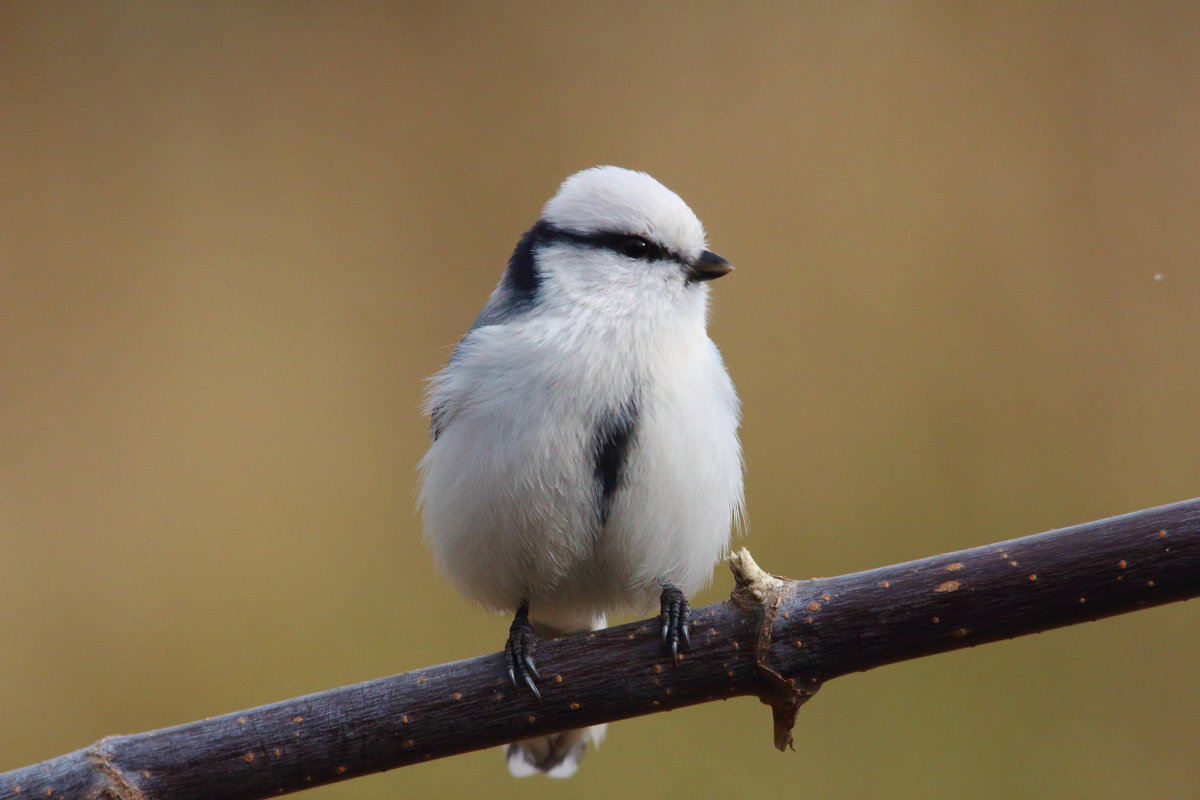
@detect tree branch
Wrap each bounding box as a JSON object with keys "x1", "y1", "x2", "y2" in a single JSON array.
[{"x1": 4, "y1": 497, "x2": 1198, "y2": 799}]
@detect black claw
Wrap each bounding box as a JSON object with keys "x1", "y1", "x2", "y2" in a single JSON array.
[
  {"x1": 505, "y1": 603, "x2": 542, "y2": 700},
  {"x1": 659, "y1": 582, "x2": 691, "y2": 663},
  {"x1": 523, "y1": 653, "x2": 542, "y2": 682}
]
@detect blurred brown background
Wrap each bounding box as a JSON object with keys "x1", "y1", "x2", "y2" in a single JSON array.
[{"x1": 2, "y1": 3, "x2": 1198, "y2": 798}]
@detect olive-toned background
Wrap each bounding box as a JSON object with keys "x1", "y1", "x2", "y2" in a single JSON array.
[{"x1": 3, "y1": 3, "x2": 1198, "y2": 798}]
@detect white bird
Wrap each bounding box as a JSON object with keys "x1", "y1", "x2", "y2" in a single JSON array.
[{"x1": 419, "y1": 166, "x2": 743, "y2": 777}]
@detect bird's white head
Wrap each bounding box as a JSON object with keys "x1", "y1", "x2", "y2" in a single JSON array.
[
  {"x1": 517, "y1": 166, "x2": 731, "y2": 311},
  {"x1": 471, "y1": 166, "x2": 731, "y2": 331},
  {"x1": 543, "y1": 167, "x2": 708, "y2": 258}
]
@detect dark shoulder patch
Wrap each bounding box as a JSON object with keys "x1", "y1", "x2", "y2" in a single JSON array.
[
  {"x1": 592, "y1": 398, "x2": 639, "y2": 525},
  {"x1": 468, "y1": 220, "x2": 553, "y2": 331},
  {"x1": 432, "y1": 221, "x2": 555, "y2": 441},
  {"x1": 504, "y1": 220, "x2": 550, "y2": 306}
]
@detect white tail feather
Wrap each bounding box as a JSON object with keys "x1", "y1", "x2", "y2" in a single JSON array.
[{"x1": 506, "y1": 724, "x2": 607, "y2": 778}]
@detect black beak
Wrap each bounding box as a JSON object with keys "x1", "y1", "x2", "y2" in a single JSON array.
[{"x1": 686, "y1": 250, "x2": 733, "y2": 282}]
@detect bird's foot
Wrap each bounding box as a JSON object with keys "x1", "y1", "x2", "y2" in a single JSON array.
[
  {"x1": 659, "y1": 582, "x2": 691, "y2": 661},
  {"x1": 505, "y1": 603, "x2": 542, "y2": 700}
]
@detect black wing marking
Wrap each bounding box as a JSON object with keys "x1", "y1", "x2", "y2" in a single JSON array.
[
  {"x1": 591, "y1": 398, "x2": 639, "y2": 525},
  {"x1": 468, "y1": 220, "x2": 550, "y2": 330},
  {"x1": 431, "y1": 222, "x2": 555, "y2": 441}
]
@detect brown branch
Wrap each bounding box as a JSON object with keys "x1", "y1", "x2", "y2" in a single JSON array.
[{"x1": 3, "y1": 497, "x2": 1198, "y2": 800}]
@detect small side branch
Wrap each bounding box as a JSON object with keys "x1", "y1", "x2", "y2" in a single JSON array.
[{"x1": 3, "y1": 498, "x2": 1197, "y2": 800}]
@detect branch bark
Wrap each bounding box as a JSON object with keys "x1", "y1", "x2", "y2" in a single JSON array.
[{"x1": 4, "y1": 497, "x2": 1198, "y2": 800}]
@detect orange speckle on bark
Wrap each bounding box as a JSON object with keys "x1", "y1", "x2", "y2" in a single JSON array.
[{"x1": 934, "y1": 580, "x2": 961, "y2": 593}]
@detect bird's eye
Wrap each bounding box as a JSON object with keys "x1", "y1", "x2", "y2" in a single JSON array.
[{"x1": 621, "y1": 236, "x2": 657, "y2": 260}]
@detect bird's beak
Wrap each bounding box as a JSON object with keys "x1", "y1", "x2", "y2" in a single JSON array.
[{"x1": 687, "y1": 250, "x2": 733, "y2": 282}]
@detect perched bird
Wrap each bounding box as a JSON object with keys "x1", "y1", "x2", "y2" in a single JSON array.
[{"x1": 419, "y1": 166, "x2": 743, "y2": 777}]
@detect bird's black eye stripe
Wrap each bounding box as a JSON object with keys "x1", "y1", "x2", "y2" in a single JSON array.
[{"x1": 542, "y1": 224, "x2": 677, "y2": 264}]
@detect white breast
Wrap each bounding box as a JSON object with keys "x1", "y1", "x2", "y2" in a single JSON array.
[{"x1": 419, "y1": 300, "x2": 742, "y2": 632}]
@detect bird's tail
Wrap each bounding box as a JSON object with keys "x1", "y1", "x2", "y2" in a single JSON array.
[
  {"x1": 504, "y1": 615, "x2": 607, "y2": 778},
  {"x1": 505, "y1": 724, "x2": 607, "y2": 778}
]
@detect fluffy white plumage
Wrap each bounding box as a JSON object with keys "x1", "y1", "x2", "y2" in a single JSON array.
[{"x1": 418, "y1": 166, "x2": 743, "y2": 777}]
